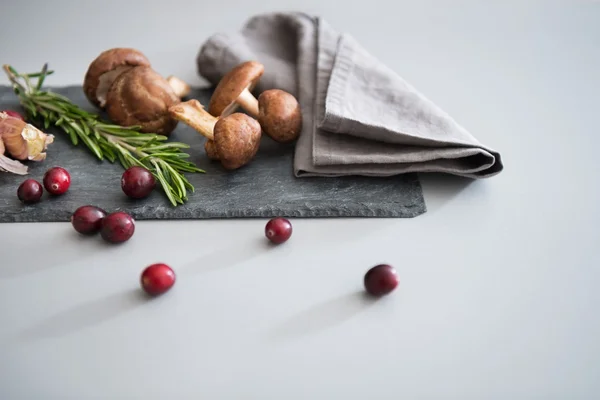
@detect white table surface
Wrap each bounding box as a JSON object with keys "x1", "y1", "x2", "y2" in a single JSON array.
[{"x1": 1, "y1": 1, "x2": 599, "y2": 399}]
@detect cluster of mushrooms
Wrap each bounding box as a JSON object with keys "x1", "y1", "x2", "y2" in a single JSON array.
[
  {"x1": 83, "y1": 48, "x2": 191, "y2": 135},
  {"x1": 83, "y1": 48, "x2": 302, "y2": 170}
]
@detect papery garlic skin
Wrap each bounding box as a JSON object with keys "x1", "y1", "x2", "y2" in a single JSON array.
[
  {"x1": 0, "y1": 155, "x2": 29, "y2": 175},
  {"x1": 0, "y1": 112, "x2": 54, "y2": 161},
  {"x1": 0, "y1": 136, "x2": 28, "y2": 175},
  {"x1": 21, "y1": 123, "x2": 54, "y2": 161}
]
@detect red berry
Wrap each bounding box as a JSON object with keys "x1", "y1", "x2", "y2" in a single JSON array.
[
  {"x1": 43, "y1": 167, "x2": 71, "y2": 195},
  {"x1": 17, "y1": 179, "x2": 43, "y2": 204},
  {"x1": 121, "y1": 166, "x2": 156, "y2": 199},
  {"x1": 364, "y1": 264, "x2": 398, "y2": 296},
  {"x1": 3, "y1": 110, "x2": 25, "y2": 121},
  {"x1": 265, "y1": 217, "x2": 293, "y2": 244},
  {"x1": 141, "y1": 263, "x2": 176, "y2": 296},
  {"x1": 100, "y1": 211, "x2": 135, "y2": 243},
  {"x1": 71, "y1": 205, "x2": 107, "y2": 235}
]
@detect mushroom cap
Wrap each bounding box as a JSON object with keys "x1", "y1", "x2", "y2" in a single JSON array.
[
  {"x1": 257, "y1": 89, "x2": 302, "y2": 143},
  {"x1": 208, "y1": 61, "x2": 264, "y2": 117},
  {"x1": 83, "y1": 48, "x2": 151, "y2": 109},
  {"x1": 204, "y1": 140, "x2": 219, "y2": 160},
  {"x1": 213, "y1": 113, "x2": 261, "y2": 170},
  {"x1": 106, "y1": 66, "x2": 180, "y2": 135}
]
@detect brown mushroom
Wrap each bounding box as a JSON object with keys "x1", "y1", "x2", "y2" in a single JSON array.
[
  {"x1": 204, "y1": 140, "x2": 220, "y2": 161},
  {"x1": 169, "y1": 99, "x2": 261, "y2": 170},
  {"x1": 84, "y1": 48, "x2": 192, "y2": 109},
  {"x1": 208, "y1": 61, "x2": 264, "y2": 118},
  {"x1": 106, "y1": 66, "x2": 180, "y2": 135},
  {"x1": 213, "y1": 114, "x2": 262, "y2": 170},
  {"x1": 257, "y1": 89, "x2": 302, "y2": 143},
  {"x1": 83, "y1": 48, "x2": 151, "y2": 109}
]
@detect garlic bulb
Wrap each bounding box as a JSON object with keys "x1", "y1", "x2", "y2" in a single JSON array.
[{"x1": 0, "y1": 112, "x2": 54, "y2": 161}]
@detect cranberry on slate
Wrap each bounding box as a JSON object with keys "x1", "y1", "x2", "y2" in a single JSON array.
[
  {"x1": 43, "y1": 167, "x2": 71, "y2": 195},
  {"x1": 71, "y1": 205, "x2": 107, "y2": 235},
  {"x1": 141, "y1": 263, "x2": 176, "y2": 296},
  {"x1": 3, "y1": 110, "x2": 25, "y2": 121},
  {"x1": 121, "y1": 166, "x2": 156, "y2": 199},
  {"x1": 265, "y1": 217, "x2": 293, "y2": 244},
  {"x1": 100, "y1": 211, "x2": 135, "y2": 243},
  {"x1": 17, "y1": 179, "x2": 43, "y2": 204},
  {"x1": 364, "y1": 264, "x2": 399, "y2": 296}
]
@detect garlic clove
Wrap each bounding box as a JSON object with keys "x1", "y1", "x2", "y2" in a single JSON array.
[
  {"x1": 0, "y1": 112, "x2": 54, "y2": 161},
  {"x1": 0, "y1": 114, "x2": 28, "y2": 159},
  {"x1": 22, "y1": 123, "x2": 54, "y2": 161},
  {"x1": 0, "y1": 138, "x2": 28, "y2": 174}
]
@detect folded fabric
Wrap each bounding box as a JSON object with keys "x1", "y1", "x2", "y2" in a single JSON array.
[{"x1": 197, "y1": 12, "x2": 503, "y2": 179}]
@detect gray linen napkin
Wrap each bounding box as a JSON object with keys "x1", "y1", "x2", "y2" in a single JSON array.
[{"x1": 197, "y1": 12, "x2": 503, "y2": 179}]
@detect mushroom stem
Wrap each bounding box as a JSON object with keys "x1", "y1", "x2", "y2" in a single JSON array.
[
  {"x1": 168, "y1": 99, "x2": 216, "y2": 140},
  {"x1": 236, "y1": 88, "x2": 259, "y2": 117},
  {"x1": 166, "y1": 75, "x2": 191, "y2": 98}
]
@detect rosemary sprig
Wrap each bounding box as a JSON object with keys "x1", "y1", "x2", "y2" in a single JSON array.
[{"x1": 3, "y1": 63, "x2": 204, "y2": 206}]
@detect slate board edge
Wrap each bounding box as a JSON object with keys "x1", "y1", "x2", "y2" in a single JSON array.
[{"x1": 0, "y1": 200, "x2": 427, "y2": 223}]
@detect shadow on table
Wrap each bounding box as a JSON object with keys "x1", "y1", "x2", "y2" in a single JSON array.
[
  {"x1": 179, "y1": 217, "x2": 394, "y2": 276},
  {"x1": 16, "y1": 288, "x2": 147, "y2": 341},
  {"x1": 419, "y1": 173, "x2": 473, "y2": 213},
  {"x1": 269, "y1": 291, "x2": 377, "y2": 341},
  {"x1": 179, "y1": 237, "x2": 274, "y2": 276},
  {"x1": 0, "y1": 229, "x2": 121, "y2": 280}
]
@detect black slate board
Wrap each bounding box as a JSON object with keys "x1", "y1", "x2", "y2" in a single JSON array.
[{"x1": 0, "y1": 86, "x2": 425, "y2": 222}]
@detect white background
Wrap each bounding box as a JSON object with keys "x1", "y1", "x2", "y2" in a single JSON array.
[{"x1": 1, "y1": 0, "x2": 599, "y2": 398}]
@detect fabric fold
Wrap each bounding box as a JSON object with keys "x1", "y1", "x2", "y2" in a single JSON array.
[{"x1": 197, "y1": 12, "x2": 503, "y2": 179}]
